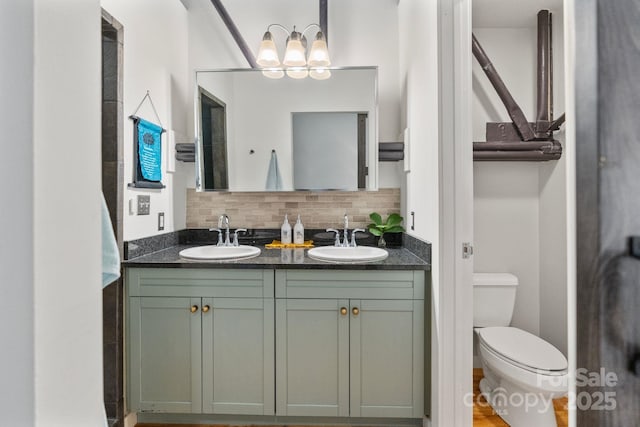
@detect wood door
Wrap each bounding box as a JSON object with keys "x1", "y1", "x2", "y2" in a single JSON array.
[
  {"x1": 576, "y1": 0, "x2": 640, "y2": 424},
  {"x1": 128, "y1": 297, "x2": 202, "y2": 413},
  {"x1": 201, "y1": 297, "x2": 274, "y2": 415},
  {"x1": 275, "y1": 298, "x2": 349, "y2": 416},
  {"x1": 349, "y1": 299, "x2": 424, "y2": 418}
]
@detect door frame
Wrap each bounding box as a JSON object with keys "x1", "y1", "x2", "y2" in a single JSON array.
[{"x1": 436, "y1": 0, "x2": 474, "y2": 426}]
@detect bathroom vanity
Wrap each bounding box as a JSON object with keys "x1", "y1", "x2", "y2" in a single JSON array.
[{"x1": 123, "y1": 238, "x2": 430, "y2": 425}]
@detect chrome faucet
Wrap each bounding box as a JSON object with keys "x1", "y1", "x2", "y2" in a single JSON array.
[
  {"x1": 326, "y1": 228, "x2": 341, "y2": 247},
  {"x1": 209, "y1": 227, "x2": 224, "y2": 246},
  {"x1": 343, "y1": 213, "x2": 349, "y2": 247},
  {"x1": 218, "y1": 214, "x2": 231, "y2": 246},
  {"x1": 350, "y1": 229, "x2": 366, "y2": 247},
  {"x1": 232, "y1": 228, "x2": 247, "y2": 246},
  {"x1": 327, "y1": 214, "x2": 366, "y2": 247}
]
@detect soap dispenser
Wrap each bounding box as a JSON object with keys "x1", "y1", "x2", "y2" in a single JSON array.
[
  {"x1": 281, "y1": 214, "x2": 292, "y2": 244},
  {"x1": 293, "y1": 214, "x2": 305, "y2": 245}
]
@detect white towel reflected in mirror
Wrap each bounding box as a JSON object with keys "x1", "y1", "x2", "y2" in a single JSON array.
[{"x1": 265, "y1": 149, "x2": 283, "y2": 191}]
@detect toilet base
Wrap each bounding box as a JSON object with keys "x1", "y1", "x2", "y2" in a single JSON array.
[{"x1": 479, "y1": 378, "x2": 559, "y2": 427}]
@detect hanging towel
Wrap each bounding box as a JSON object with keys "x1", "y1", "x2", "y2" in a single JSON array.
[
  {"x1": 101, "y1": 193, "x2": 121, "y2": 288},
  {"x1": 265, "y1": 150, "x2": 283, "y2": 191},
  {"x1": 136, "y1": 118, "x2": 163, "y2": 181}
]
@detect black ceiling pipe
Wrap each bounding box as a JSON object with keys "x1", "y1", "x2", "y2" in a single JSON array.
[{"x1": 320, "y1": 0, "x2": 328, "y2": 45}]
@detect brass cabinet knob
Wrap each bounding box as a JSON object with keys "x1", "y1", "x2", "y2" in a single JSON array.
[
  {"x1": 190, "y1": 305, "x2": 198, "y2": 313},
  {"x1": 202, "y1": 305, "x2": 211, "y2": 313},
  {"x1": 340, "y1": 307, "x2": 348, "y2": 315},
  {"x1": 352, "y1": 307, "x2": 359, "y2": 316}
]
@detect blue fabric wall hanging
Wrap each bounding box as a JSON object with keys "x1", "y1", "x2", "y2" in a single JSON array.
[
  {"x1": 128, "y1": 91, "x2": 166, "y2": 189},
  {"x1": 137, "y1": 118, "x2": 163, "y2": 181}
]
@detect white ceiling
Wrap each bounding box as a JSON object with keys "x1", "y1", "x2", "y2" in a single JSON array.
[{"x1": 473, "y1": 0, "x2": 563, "y2": 28}]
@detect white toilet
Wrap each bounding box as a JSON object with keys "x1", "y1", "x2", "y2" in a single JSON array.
[{"x1": 474, "y1": 273, "x2": 568, "y2": 427}]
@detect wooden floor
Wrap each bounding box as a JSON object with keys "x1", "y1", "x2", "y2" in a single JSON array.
[
  {"x1": 137, "y1": 424, "x2": 379, "y2": 427},
  {"x1": 473, "y1": 368, "x2": 568, "y2": 427},
  {"x1": 136, "y1": 369, "x2": 568, "y2": 427}
]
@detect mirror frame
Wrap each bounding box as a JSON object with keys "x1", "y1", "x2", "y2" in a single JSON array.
[{"x1": 193, "y1": 66, "x2": 379, "y2": 192}]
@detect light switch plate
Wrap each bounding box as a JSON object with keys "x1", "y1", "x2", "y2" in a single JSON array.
[
  {"x1": 137, "y1": 195, "x2": 150, "y2": 215},
  {"x1": 158, "y1": 212, "x2": 165, "y2": 231}
]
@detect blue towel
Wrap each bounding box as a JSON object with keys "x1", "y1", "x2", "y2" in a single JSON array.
[
  {"x1": 137, "y1": 118, "x2": 163, "y2": 181},
  {"x1": 265, "y1": 150, "x2": 283, "y2": 191},
  {"x1": 101, "y1": 193, "x2": 121, "y2": 288}
]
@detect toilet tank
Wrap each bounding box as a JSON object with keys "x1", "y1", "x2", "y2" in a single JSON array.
[{"x1": 473, "y1": 273, "x2": 518, "y2": 327}]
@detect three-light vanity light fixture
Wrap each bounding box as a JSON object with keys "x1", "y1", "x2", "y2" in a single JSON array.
[{"x1": 256, "y1": 23, "x2": 331, "y2": 80}]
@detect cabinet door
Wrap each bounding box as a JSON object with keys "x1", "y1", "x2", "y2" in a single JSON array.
[
  {"x1": 350, "y1": 299, "x2": 424, "y2": 418},
  {"x1": 276, "y1": 299, "x2": 349, "y2": 416},
  {"x1": 128, "y1": 297, "x2": 202, "y2": 413},
  {"x1": 201, "y1": 297, "x2": 275, "y2": 415}
]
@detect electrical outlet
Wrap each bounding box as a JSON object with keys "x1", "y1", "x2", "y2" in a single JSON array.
[
  {"x1": 137, "y1": 195, "x2": 150, "y2": 215},
  {"x1": 158, "y1": 212, "x2": 165, "y2": 231}
]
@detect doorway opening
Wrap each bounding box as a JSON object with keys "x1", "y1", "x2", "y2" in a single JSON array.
[
  {"x1": 199, "y1": 88, "x2": 228, "y2": 190},
  {"x1": 102, "y1": 9, "x2": 124, "y2": 427}
]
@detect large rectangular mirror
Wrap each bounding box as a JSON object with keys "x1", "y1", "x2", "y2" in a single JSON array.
[{"x1": 194, "y1": 67, "x2": 378, "y2": 192}]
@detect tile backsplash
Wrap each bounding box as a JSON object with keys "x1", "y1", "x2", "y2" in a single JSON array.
[{"x1": 186, "y1": 188, "x2": 401, "y2": 229}]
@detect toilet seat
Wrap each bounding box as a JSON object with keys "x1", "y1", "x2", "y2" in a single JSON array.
[{"x1": 477, "y1": 326, "x2": 567, "y2": 375}]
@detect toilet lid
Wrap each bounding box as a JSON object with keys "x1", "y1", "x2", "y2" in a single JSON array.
[{"x1": 477, "y1": 327, "x2": 567, "y2": 372}]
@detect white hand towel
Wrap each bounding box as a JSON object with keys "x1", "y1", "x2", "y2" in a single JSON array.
[
  {"x1": 265, "y1": 150, "x2": 283, "y2": 191},
  {"x1": 101, "y1": 193, "x2": 121, "y2": 288}
]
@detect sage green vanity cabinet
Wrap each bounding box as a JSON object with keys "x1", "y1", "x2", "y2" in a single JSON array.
[
  {"x1": 275, "y1": 270, "x2": 425, "y2": 419},
  {"x1": 126, "y1": 266, "x2": 426, "y2": 421},
  {"x1": 129, "y1": 296, "x2": 202, "y2": 413},
  {"x1": 127, "y1": 268, "x2": 275, "y2": 415}
]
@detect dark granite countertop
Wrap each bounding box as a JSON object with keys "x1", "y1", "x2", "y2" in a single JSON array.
[
  {"x1": 123, "y1": 244, "x2": 429, "y2": 271},
  {"x1": 122, "y1": 229, "x2": 431, "y2": 271}
]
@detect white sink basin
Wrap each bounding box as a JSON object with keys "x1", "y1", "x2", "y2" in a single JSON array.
[
  {"x1": 179, "y1": 245, "x2": 261, "y2": 261},
  {"x1": 307, "y1": 246, "x2": 389, "y2": 263}
]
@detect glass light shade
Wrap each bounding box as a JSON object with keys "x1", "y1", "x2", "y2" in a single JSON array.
[
  {"x1": 256, "y1": 32, "x2": 280, "y2": 67},
  {"x1": 262, "y1": 68, "x2": 285, "y2": 79},
  {"x1": 283, "y1": 32, "x2": 307, "y2": 67},
  {"x1": 286, "y1": 67, "x2": 309, "y2": 79},
  {"x1": 307, "y1": 32, "x2": 331, "y2": 67},
  {"x1": 309, "y1": 67, "x2": 331, "y2": 80}
]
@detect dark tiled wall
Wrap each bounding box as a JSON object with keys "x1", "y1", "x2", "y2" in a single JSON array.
[{"x1": 102, "y1": 10, "x2": 124, "y2": 427}]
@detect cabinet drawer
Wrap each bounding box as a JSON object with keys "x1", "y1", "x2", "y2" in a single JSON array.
[
  {"x1": 275, "y1": 270, "x2": 424, "y2": 300},
  {"x1": 126, "y1": 268, "x2": 274, "y2": 298}
]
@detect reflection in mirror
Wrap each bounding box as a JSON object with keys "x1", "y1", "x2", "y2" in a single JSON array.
[
  {"x1": 199, "y1": 87, "x2": 228, "y2": 190},
  {"x1": 195, "y1": 67, "x2": 378, "y2": 192},
  {"x1": 292, "y1": 112, "x2": 367, "y2": 190}
]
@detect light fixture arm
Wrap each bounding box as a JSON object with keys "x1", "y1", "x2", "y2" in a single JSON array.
[
  {"x1": 264, "y1": 23, "x2": 325, "y2": 44},
  {"x1": 266, "y1": 23, "x2": 293, "y2": 37},
  {"x1": 300, "y1": 23, "x2": 323, "y2": 39}
]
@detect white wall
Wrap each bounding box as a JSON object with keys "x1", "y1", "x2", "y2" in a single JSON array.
[
  {"x1": 472, "y1": 12, "x2": 567, "y2": 354},
  {"x1": 473, "y1": 163, "x2": 541, "y2": 334},
  {"x1": 0, "y1": 0, "x2": 35, "y2": 424},
  {"x1": 398, "y1": 0, "x2": 440, "y2": 242},
  {"x1": 184, "y1": 0, "x2": 402, "y2": 189},
  {"x1": 33, "y1": 0, "x2": 104, "y2": 425},
  {"x1": 101, "y1": 0, "x2": 191, "y2": 240},
  {"x1": 539, "y1": 12, "x2": 567, "y2": 355},
  {"x1": 398, "y1": 0, "x2": 440, "y2": 422}
]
